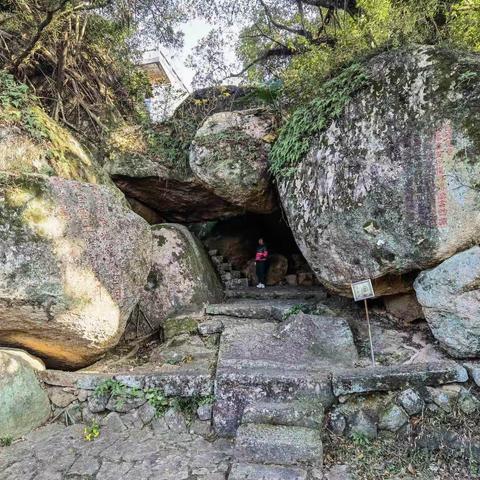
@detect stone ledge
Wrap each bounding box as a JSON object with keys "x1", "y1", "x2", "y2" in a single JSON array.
[
  {"x1": 332, "y1": 362, "x2": 468, "y2": 397},
  {"x1": 39, "y1": 369, "x2": 213, "y2": 397}
]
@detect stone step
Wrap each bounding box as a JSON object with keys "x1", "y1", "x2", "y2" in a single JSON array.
[
  {"x1": 242, "y1": 401, "x2": 324, "y2": 430},
  {"x1": 225, "y1": 278, "x2": 250, "y2": 289},
  {"x1": 221, "y1": 272, "x2": 232, "y2": 281},
  {"x1": 231, "y1": 270, "x2": 242, "y2": 279},
  {"x1": 211, "y1": 255, "x2": 224, "y2": 266},
  {"x1": 228, "y1": 462, "x2": 308, "y2": 480},
  {"x1": 220, "y1": 262, "x2": 232, "y2": 272},
  {"x1": 224, "y1": 286, "x2": 328, "y2": 301},
  {"x1": 332, "y1": 361, "x2": 468, "y2": 397},
  {"x1": 234, "y1": 424, "x2": 323, "y2": 466},
  {"x1": 206, "y1": 300, "x2": 295, "y2": 320},
  {"x1": 208, "y1": 249, "x2": 219, "y2": 256}
]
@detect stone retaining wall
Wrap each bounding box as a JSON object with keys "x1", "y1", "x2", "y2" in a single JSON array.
[{"x1": 39, "y1": 369, "x2": 215, "y2": 431}]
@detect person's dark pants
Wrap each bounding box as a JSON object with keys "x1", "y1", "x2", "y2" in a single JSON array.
[{"x1": 256, "y1": 261, "x2": 267, "y2": 285}]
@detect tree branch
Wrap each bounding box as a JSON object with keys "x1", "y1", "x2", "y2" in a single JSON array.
[
  {"x1": 300, "y1": 0, "x2": 358, "y2": 13},
  {"x1": 259, "y1": 0, "x2": 313, "y2": 40},
  {"x1": 9, "y1": 0, "x2": 70, "y2": 71},
  {"x1": 228, "y1": 45, "x2": 302, "y2": 78}
]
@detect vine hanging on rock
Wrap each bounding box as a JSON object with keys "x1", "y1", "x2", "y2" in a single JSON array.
[{"x1": 269, "y1": 63, "x2": 370, "y2": 178}]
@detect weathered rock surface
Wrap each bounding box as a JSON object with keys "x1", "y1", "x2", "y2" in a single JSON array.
[
  {"x1": 384, "y1": 293, "x2": 424, "y2": 323},
  {"x1": 278, "y1": 313, "x2": 358, "y2": 365},
  {"x1": 397, "y1": 388, "x2": 425, "y2": 415},
  {"x1": 242, "y1": 401, "x2": 324, "y2": 429},
  {"x1": 190, "y1": 109, "x2": 276, "y2": 214},
  {"x1": 0, "y1": 104, "x2": 112, "y2": 187},
  {"x1": 332, "y1": 362, "x2": 468, "y2": 396},
  {"x1": 0, "y1": 419, "x2": 232, "y2": 480},
  {"x1": 229, "y1": 462, "x2": 308, "y2": 480},
  {"x1": 0, "y1": 351, "x2": 51, "y2": 439},
  {"x1": 279, "y1": 46, "x2": 480, "y2": 296},
  {"x1": 348, "y1": 410, "x2": 378, "y2": 440},
  {"x1": 234, "y1": 423, "x2": 323, "y2": 466},
  {"x1": 132, "y1": 224, "x2": 222, "y2": 337},
  {"x1": 378, "y1": 404, "x2": 409, "y2": 432},
  {"x1": 0, "y1": 173, "x2": 152, "y2": 368},
  {"x1": 414, "y1": 246, "x2": 480, "y2": 358}
]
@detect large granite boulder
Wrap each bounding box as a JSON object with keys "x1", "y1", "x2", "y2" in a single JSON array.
[
  {"x1": 133, "y1": 224, "x2": 223, "y2": 337},
  {"x1": 0, "y1": 173, "x2": 152, "y2": 368},
  {"x1": 414, "y1": 246, "x2": 480, "y2": 358},
  {"x1": 107, "y1": 89, "x2": 279, "y2": 223},
  {"x1": 0, "y1": 351, "x2": 50, "y2": 439},
  {"x1": 0, "y1": 88, "x2": 153, "y2": 367},
  {"x1": 278, "y1": 46, "x2": 480, "y2": 296},
  {"x1": 190, "y1": 109, "x2": 276, "y2": 214}
]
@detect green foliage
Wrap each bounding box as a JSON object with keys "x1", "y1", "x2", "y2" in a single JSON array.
[
  {"x1": 351, "y1": 431, "x2": 371, "y2": 446},
  {"x1": 94, "y1": 379, "x2": 129, "y2": 399},
  {"x1": 234, "y1": 0, "x2": 480, "y2": 104},
  {"x1": 83, "y1": 421, "x2": 100, "y2": 442},
  {"x1": 110, "y1": 84, "x2": 280, "y2": 176},
  {"x1": 0, "y1": 436, "x2": 12, "y2": 447},
  {"x1": 269, "y1": 63, "x2": 369, "y2": 178},
  {"x1": 282, "y1": 303, "x2": 312, "y2": 320},
  {"x1": 143, "y1": 388, "x2": 170, "y2": 416},
  {"x1": 93, "y1": 379, "x2": 215, "y2": 418},
  {"x1": 0, "y1": 71, "x2": 48, "y2": 140}
]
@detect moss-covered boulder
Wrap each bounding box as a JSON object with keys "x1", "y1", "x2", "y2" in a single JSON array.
[
  {"x1": 278, "y1": 46, "x2": 480, "y2": 296},
  {"x1": 0, "y1": 351, "x2": 50, "y2": 439},
  {"x1": 0, "y1": 73, "x2": 112, "y2": 187},
  {"x1": 190, "y1": 108, "x2": 276, "y2": 214},
  {"x1": 0, "y1": 173, "x2": 152, "y2": 368},
  {"x1": 106, "y1": 87, "x2": 280, "y2": 223},
  {"x1": 0, "y1": 81, "x2": 152, "y2": 368},
  {"x1": 131, "y1": 224, "x2": 223, "y2": 338}
]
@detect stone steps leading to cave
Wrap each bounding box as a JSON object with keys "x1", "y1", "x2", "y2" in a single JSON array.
[
  {"x1": 242, "y1": 400, "x2": 324, "y2": 430},
  {"x1": 224, "y1": 285, "x2": 328, "y2": 301},
  {"x1": 207, "y1": 249, "x2": 250, "y2": 289},
  {"x1": 205, "y1": 300, "x2": 300, "y2": 320},
  {"x1": 232, "y1": 423, "x2": 323, "y2": 467},
  {"x1": 228, "y1": 462, "x2": 309, "y2": 480}
]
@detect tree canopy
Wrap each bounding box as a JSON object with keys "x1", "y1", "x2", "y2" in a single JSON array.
[
  {"x1": 189, "y1": 0, "x2": 480, "y2": 102},
  {"x1": 1, "y1": 0, "x2": 479, "y2": 143}
]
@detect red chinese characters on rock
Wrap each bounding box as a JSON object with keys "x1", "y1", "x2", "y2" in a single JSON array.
[{"x1": 433, "y1": 122, "x2": 454, "y2": 229}]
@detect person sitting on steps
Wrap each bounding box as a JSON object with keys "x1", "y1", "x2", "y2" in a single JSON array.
[{"x1": 255, "y1": 238, "x2": 269, "y2": 289}]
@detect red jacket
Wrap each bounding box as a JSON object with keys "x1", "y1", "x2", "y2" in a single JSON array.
[{"x1": 255, "y1": 246, "x2": 268, "y2": 262}]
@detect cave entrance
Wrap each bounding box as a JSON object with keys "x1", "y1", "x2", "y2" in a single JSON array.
[{"x1": 190, "y1": 211, "x2": 316, "y2": 287}]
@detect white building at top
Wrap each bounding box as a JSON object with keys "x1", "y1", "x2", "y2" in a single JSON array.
[{"x1": 139, "y1": 48, "x2": 190, "y2": 122}]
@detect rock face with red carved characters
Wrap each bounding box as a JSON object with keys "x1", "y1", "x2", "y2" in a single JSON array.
[{"x1": 279, "y1": 46, "x2": 480, "y2": 296}]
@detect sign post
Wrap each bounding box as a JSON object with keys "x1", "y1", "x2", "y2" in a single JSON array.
[{"x1": 351, "y1": 279, "x2": 376, "y2": 367}]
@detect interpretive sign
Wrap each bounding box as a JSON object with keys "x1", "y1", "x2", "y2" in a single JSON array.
[
  {"x1": 351, "y1": 278, "x2": 376, "y2": 366},
  {"x1": 351, "y1": 279, "x2": 375, "y2": 302}
]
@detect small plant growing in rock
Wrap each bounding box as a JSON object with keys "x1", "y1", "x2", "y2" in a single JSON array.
[
  {"x1": 94, "y1": 379, "x2": 127, "y2": 398},
  {"x1": 282, "y1": 303, "x2": 311, "y2": 320},
  {"x1": 198, "y1": 395, "x2": 215, "y2": 406},
  {"x1": 351, "y1": 432, "x2": 371, "y2": 447},
  {"x1": 144, "y1": 388, "x2": 170, "y2": 416},
  {"x1": 83, "y1": 421, "x2": 100, "y2": 441},
  {"x1": 0, "y1": 436, "x2": 12, "y2": 447}
]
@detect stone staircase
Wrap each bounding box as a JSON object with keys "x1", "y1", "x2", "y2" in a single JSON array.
[
  {"x1": 228, "y1": 400, "x2": 324, "y2": 480},
  {"x1": 208, "y1": 249, "x2": 250, "y2": 290}
]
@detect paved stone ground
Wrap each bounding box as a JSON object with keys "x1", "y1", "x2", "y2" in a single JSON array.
[{"x1": 0, "y1": 416, "x2": 232, "y2": 480}]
